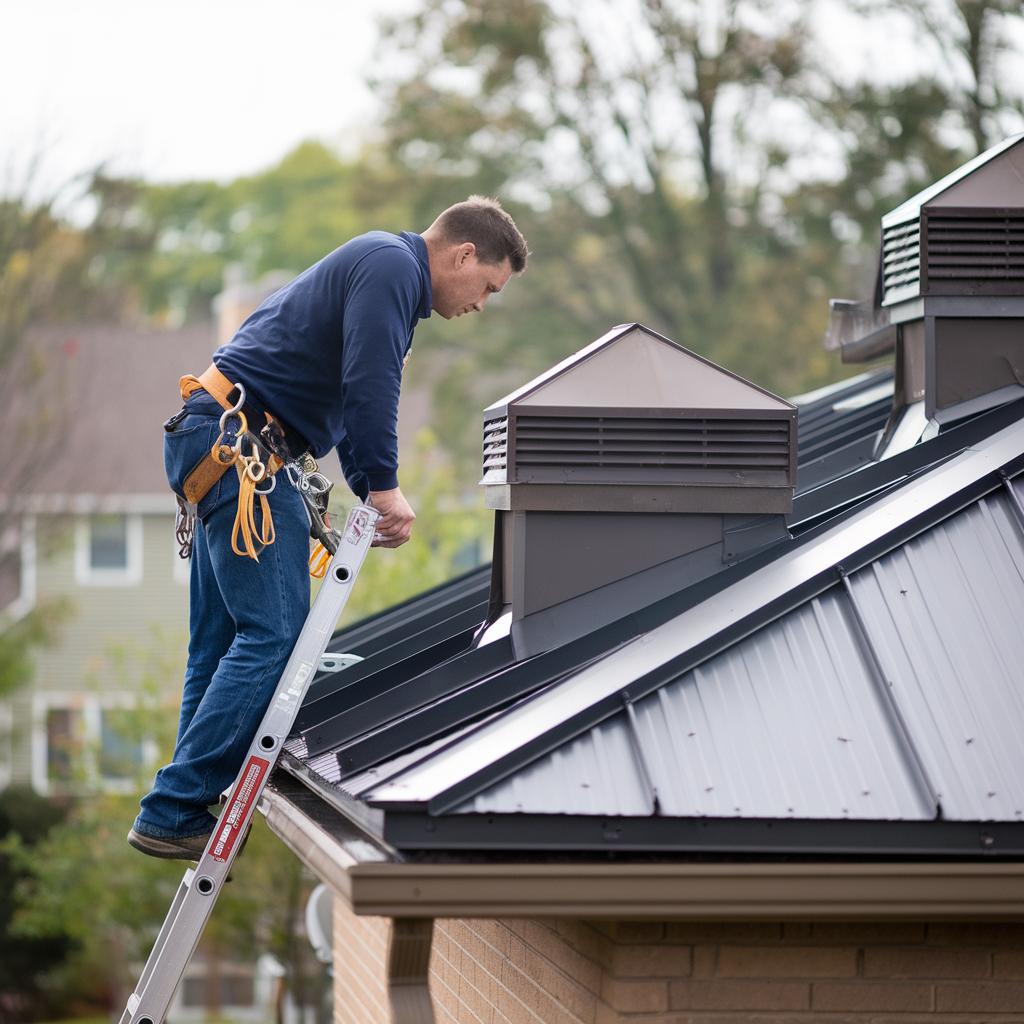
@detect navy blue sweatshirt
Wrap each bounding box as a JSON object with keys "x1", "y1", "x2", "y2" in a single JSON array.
[{"x1": 213, "y1": 231, "x2": 432, "y2": 499}]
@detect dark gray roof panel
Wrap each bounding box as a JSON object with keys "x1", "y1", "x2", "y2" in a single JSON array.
[
  {"x1": 457, "y1": 588, "x2": 934, "y2": 821},
  {"x1": 851, "y1": 487, "x2": 1024, "y2": 821},
  {"x1": 456, "y1": 484, "x2": 1024, "y2": 823},
  {"x1": 364, "y1": 412, "x2": 1024, "y2": 817}
]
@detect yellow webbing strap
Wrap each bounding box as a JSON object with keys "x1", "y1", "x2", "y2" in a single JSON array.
[
  {"x1": 231, "y1": 452, "x2": 276, "y2": 561},
  {"x1": 208, "y1": 410, "x2": 277, "y2": 562}
]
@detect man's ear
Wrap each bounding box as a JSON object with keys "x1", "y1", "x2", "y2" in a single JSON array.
[{"x1": 455, "y1": 242, "x2": 476, "y2": 268}]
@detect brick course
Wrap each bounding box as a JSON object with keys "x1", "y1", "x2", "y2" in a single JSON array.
[{"x1": 331, "y1": 907, "x2": 1024, "y2": 1023}]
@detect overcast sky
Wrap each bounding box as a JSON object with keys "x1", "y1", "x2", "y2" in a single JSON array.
[
  {"x1": 1, "y1": 0, "x2": 411, "y2": 191},
  {"x1": 2, "y1": 0, "x2": 1019, "y2": 200}
]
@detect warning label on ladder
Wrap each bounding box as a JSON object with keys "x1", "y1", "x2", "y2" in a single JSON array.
[{"x1": 211, "y1": 755, "x2": 270, "y2": 862}]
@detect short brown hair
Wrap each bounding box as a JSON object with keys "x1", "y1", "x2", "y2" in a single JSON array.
[{"x1": 433, "y1": 196, "x2": 530, "y2": 274}]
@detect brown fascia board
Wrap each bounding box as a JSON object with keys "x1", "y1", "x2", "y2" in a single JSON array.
[{"x1": 259, "y1": 784, "x2": 1024, "y2": 921}]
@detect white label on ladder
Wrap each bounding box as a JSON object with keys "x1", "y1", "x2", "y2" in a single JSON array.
[
  {"x1": 210, "y1": 754, "x2": 270, "y2": 862},
  {"x1": 345, "y1": 508, "x2": 374, "y2": 545},
  {"x1": 127, "y1": 995, "x2": 140, "y2": 1014},
  {"x1": 272, "y1": 661, "x2": 313, "y2": 714}
]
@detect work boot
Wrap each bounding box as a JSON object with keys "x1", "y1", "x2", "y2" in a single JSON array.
[{"x1": 127, "y1": 828, "x2": 213, "y2": 860}]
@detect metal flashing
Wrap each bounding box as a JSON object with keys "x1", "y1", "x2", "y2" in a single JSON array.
[
  {"x1": 384, "y1": 811, "x2": 1024, "y2": 856},
  {"x1": 260, "y1": 779, "x2": 1024, "y2": 919},
  {"x1": 485, "y1": 482, "x2": 794, "y2": 514}
]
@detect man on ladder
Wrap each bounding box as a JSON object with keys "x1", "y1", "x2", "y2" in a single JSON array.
[{"x1": 128, "y1": 197, "x2": 529, "y2": 860}]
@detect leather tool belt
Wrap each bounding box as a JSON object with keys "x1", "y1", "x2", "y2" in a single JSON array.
[{"x1": 176, "y1": 364, "x2": 306, "y2": 506}]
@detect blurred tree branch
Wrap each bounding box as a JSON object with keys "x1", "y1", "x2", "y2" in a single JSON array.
[{"x1": 855, "y1": 0, "x2": 1024, "y2": 152}]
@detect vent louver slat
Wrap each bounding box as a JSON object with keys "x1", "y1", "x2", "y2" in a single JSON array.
[
  {"x1": 882, "y1": 219, "x2": 921, "y2": 302},
  {"x1": 925, "y1": 213, "x2": 1024, "y2": 285},
  {"x1": 512, "y1": 415, "x2": 792, "y2": 481},
  {"x1": 481, "y1": 417, "x2": 508, "y2": 481}
]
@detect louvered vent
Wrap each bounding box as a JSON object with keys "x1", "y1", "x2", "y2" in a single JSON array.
[
  {"x1": 505, "y1": 415, "x2": 792, "y2": 485},
  {"x1": 882, "y1": 218, "x2": 921, "y2": 303},
  {"x1": 482, "y1": 416, "x2": 508, "y2": 482},
  {"x1": 480, "y1": 323, "x2": 797, "y2": 513},
  {"x1": 925, "y1": 211, "x2": 1024, "y2": 289}
]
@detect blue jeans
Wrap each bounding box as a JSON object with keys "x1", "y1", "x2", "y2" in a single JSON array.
[{"x1": 134, "y1": 391, "x2": 310, "y2": 839}]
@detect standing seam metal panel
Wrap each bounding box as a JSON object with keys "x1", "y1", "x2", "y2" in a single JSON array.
[
  {"x1": 850, "y1": 488, "x2": 1024, "y2": 821},
  {"x1": 461, "y1": 487, "x2": 1024, "y2": 821},
  {"x1": 463, "y1": 589, "x2": 932, "y2": 819}
]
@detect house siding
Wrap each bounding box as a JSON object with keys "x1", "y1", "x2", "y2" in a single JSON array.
[
  {"x1": 4, "y1": 512, "x2": 189, "y2": 789},
  {"x1": 32, "y1": 512, "x2": 189, "y2": 693},
  {"x1": 331, "y1": 901, "x2": 1024, "y2": 1024}
]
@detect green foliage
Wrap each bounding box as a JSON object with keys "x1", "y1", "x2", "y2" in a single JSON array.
[
  {"x1": 5, "y1": 622, "x2": 327, "y2": 1019},
  {"x1": 0, "y1": 789, "x2": 72, "y2": 1024},
  {"x1": 0, "y1": 598, "x2": 74, "y2": 698},
  {"x1": 325, "y1": 429, "x2": 492, "y2": 625}
]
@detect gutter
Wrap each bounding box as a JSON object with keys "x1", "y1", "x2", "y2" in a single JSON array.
[{"x1": 259, "y1": 781, "x2": 1024, "y2": 921}]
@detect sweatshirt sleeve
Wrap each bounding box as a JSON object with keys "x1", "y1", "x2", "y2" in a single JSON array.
[{"x1": 338, "y1": 245, "x2": 419, "y2": 493}]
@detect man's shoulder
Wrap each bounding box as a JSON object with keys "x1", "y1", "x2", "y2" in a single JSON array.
[{"x1": 326, "y1": 230, "x2": 419, "y2": 272}]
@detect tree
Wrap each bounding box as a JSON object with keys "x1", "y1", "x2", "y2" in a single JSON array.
[
  {"x1": 0, "y1": 173, "x2": 102, "y2": 696},
  {"x1": 0, "y1": 789, "x2": 71, "y2": 1024},
  {"x1": 4, "y1": 628, "x2": 330, "y2": 1022},
  {"x1": 373, "y1": 0, "x2": 1024, "y2": 397},
  {"x1": 857, "y1": 0, "x2": 1024, "y2": 153}
]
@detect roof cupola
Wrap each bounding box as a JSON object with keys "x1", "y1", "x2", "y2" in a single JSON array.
[{"x1": 477, "y1": 324, "x2": 797, "y2": 656}]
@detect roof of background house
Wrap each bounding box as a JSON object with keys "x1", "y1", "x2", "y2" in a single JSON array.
[
  {"x1": 1, "y1": 319, "x2": 432, "y2": 511},
  {"x1": 268, "y1": 365, "x2": 1024, "y2": 869},
  {"x1": 1, "y1": 323, "x2": 218, "y2": 508}
]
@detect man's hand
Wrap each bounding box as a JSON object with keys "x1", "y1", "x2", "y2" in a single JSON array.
[{"x1": 368, "y1": 487, "x2": 416, "y2": 548}]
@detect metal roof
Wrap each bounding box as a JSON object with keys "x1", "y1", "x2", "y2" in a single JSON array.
[
  {"x1": 274, "y1": 369, "x2": 1024, "y2": 857},
  {"x1": 881, "y1": 133, "x2": 1024, "y2": 228},
  {"x1": 457, "y1": 482, "x2": 1024, "y2": 823},
  {"x1": 795, "y1": 368, "x2": 893, "y2": 492},
  {"x1": 364, "y1": 412, "x2": 1024, "y2": 812}
]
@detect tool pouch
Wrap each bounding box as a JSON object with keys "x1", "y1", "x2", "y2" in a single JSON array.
[{"x1": 183, "y1": 448, "x2": 234, "y2": 505}]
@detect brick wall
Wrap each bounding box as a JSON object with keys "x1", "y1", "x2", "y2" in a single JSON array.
[
  {"x1": 333, "y1": 905, "x2": 1024, "y2": 1024},
  {"x1": 332, "y1": 899, "x2": 392, "y2": 1024}
]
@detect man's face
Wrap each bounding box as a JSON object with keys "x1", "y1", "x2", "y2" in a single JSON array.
[{"x1": 432, "y1": 243, "x2": 512, "y2": 319}]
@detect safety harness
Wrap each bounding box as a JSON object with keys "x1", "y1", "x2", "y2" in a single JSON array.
[{"x1": 171, "y1": 364, "x2": 337, "y2": 568}]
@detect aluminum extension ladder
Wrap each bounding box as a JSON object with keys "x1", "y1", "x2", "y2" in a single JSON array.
[{"x1": 119, "y1": 504, "x2": 380, "y2": 1024}]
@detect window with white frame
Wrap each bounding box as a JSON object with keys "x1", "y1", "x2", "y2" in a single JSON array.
[
  {"x1": 75, "y1": 513, "x2": 143, "y2": 586},
  {"x1": 32, "y1": 692, "x2": 153, "y2": 795},
  {"x1": 0, "y1": 515, "x2": 36, "y2": 620}
]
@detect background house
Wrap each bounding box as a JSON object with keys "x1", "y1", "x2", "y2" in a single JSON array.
[{"x1": 0, "y1": 323, "x2": 215, "y2": 795}]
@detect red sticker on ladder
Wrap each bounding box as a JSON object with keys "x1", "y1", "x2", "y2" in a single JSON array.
[{"x1": 210, "y1": 755, "x2": 270, "y2": 863}]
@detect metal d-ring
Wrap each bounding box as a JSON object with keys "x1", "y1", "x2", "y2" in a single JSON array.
[
  {"x1": 254, "y1": 474, "x2": 276, "y2": 494},
  {"x1": 218, "y1": 382, "x2": 247, "y2": 434}
]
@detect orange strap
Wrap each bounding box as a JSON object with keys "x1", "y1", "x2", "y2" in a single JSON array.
[
  {"x1": 177, "y1": 365, "x2": 283, "y2": 561},
  {"x1": 180, "y1": 363, "x2": 238, "y2": 410}
]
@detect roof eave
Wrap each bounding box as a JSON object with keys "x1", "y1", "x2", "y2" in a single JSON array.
[{"x1": 260, "y1": 782, "x2": 1024, "y2": 919}]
